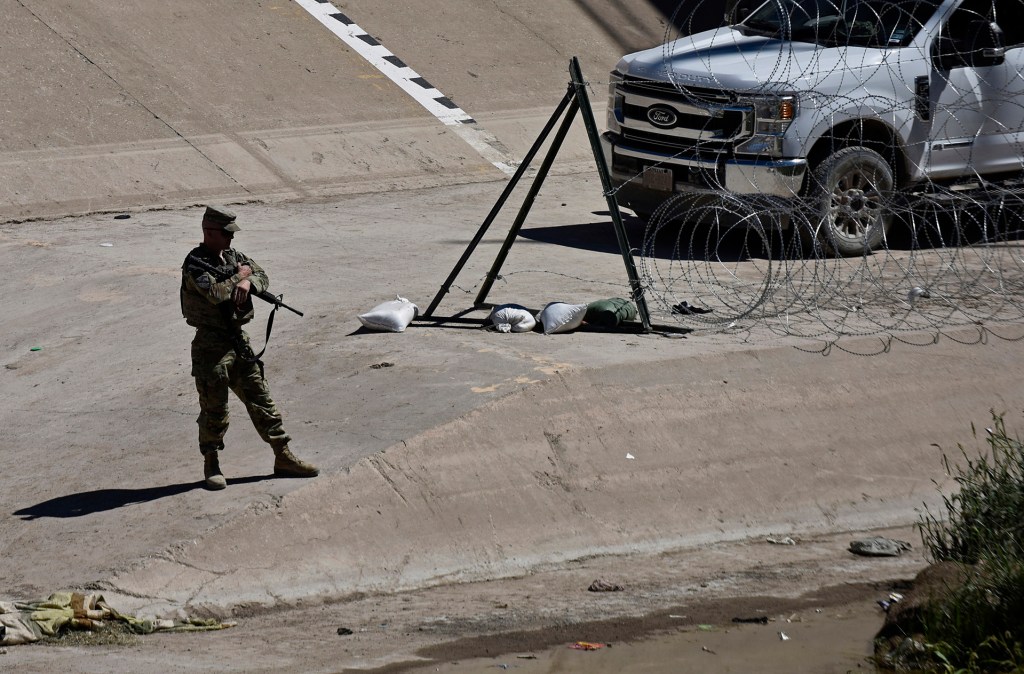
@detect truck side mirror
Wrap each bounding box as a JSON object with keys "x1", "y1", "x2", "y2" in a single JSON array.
[
  {"x1": 967, "y1": 20, "x2": 1006, "y2": 67},
  {"x1": 933, "y1": 19, "x2": 1006, "y2": 70}
]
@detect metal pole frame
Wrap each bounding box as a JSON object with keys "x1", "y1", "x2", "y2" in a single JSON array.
[
  {"x1": 568, "y1": 57, "x2": 651, "y2": 330},
  {"x1": 423, "y1": 88, "x2": 574, "y2": 318},
  {"x1": 423, "y1": 57, "x2": 653, "y2": 332}
]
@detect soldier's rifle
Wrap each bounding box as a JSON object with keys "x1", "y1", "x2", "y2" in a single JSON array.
[{"x1": 186, "y1": 254, "x2": 303, "y2": 317}]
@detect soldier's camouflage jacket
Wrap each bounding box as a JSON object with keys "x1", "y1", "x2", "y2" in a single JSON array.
[{"x1": 180, "y1": 245, "x2": 270, "y2": 330}]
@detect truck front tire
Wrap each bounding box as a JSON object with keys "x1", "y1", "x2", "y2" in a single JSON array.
[{"x1": 804, "y1": 146, "x2": 894, "y2": 256}]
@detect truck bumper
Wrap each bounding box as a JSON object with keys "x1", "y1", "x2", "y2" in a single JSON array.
[{"x1": 601, "y1": 133, "x2": 807, "y2": 214}]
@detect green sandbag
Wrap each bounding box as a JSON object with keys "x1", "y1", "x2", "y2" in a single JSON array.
[{"x1": 585, "y1": 298, "x2": 637, "y2": 328}]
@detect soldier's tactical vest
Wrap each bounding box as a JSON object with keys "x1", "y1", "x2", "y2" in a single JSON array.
[{"x1": 180, "y1": 246, "x2": 255, "y2": 330}]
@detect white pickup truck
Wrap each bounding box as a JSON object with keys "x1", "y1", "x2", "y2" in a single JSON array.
[{"x1": 601, "y1": 0, "x2": 1022, "y2": 255}]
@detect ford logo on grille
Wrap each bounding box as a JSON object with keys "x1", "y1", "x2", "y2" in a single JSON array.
[{"x1": 647, "y1": 106, "x2": 678, "y2": 128}]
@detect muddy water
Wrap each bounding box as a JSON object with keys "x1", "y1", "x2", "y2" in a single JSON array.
[{"x1": 428, "y1": 599, "x2": 881, "y2": 673}]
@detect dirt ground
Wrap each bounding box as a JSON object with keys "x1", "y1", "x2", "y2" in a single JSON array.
[{"x1": 1, "y1": 524, "x2": 926, "y2": 672}]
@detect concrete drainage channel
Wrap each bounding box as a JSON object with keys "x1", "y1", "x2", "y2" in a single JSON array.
[{"x1": 100, "y1": 332, "x2": 1022, "y2": 618}]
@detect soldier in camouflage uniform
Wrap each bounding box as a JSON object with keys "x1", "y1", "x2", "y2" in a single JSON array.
[{"x1": 181, "y1": 205, "x2": 318, "y2": 490}]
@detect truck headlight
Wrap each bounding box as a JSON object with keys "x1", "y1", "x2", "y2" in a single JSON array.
[
  {"x1": 607, "y1": 71, "x2": 624, "y2": 133},
  {"x1": 735, "y1": 95, "x2": 797, "y2": 157}
]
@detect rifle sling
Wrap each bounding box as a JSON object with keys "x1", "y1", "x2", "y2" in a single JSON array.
[{"x1": 235, "y1": 303, "x2": 277, "y2": 380}]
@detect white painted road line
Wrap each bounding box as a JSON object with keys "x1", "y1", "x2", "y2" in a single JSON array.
[{"x1": 294, "y1": 0, "x2": 518, "y2": 175}]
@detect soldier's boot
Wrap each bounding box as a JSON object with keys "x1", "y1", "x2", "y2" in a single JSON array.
[
  {"x1": 204, "y1": 451, "x2": 227, "y2": 490},
  {"x1": 273, "y1": 447, "x2": 320, "y2": 478}
]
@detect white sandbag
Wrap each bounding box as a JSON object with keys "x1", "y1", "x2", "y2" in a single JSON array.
[
  {"x1": 487, "y1": 304, "x2": 537, "y2": 333},
  {"x1": 535, "y1": 302, "x2": 587, "y2": 335},
  {"x1": 358, "y1": 295, "x2": 420, "y2": 333}
]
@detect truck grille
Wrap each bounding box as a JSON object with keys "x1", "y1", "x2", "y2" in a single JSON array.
[
  {"x1": 617, "y1": 131, "x2": 727, "y2": 161},
  {"x1": 620, "y1": 75, "x2": 736, "y2": 105},
  {"x1": 618, "y1": 74, "x2": 748, "y2": 146}
]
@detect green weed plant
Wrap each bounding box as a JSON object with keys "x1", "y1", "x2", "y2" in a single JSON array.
[{"x1": 910, "y1": 414, "x2": 1024, "y2": 672}]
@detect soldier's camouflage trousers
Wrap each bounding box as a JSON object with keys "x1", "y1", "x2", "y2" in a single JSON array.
[{"x1": 191, "y1": 328, "x2": 290, "y2": 455}]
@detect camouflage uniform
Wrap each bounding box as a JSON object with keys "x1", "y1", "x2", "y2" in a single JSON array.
[{"x1": 181, "y1": 245, "x2": 290, "y2": 456}]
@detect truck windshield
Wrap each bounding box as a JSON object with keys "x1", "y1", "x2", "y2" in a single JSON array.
[{"x1": 737, "y1": 0, "x2": 942, "y2": 47}]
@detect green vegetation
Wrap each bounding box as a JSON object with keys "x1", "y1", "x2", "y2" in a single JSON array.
[{"x1": 897, "y1": 414, "x2": 1024, "y2": 672}]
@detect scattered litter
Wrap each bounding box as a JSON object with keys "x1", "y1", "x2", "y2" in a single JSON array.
[
  {"x1": 878, "y1": 592, "x2": 905, "y2": 612},
  {"x1": 779, "y1": 631, "x2": 791, "y2": 641},
  {"x1": 588, "y1": 579, "x2": 624, "y2": 592},
  {"x1": 0, "y1": 592, "x2": 233, "y2": 646},
  {"x1": 731, "y1": 616, "x2": 769, "y2": 624},
  {"x1": 625, "y1": 452, "x2": 635, "y2": 460},
  {"x1": 907, "y1": 286, "x2": 930, "y2": 303},
  {"x1": 697, "y1": 624, "x2": 715, "y2": 632},
  {"x1": 113, "y1": 214, "x2": 131, "y2": 220},
  {"x1": 488, "y1": 304, "x2": 536, "y2": 333},
  {"x1": 370, "y1": 362, "x2": 394, "y2": 369},
  {"x1": 702, "y1": 645, "x2": 717, "y2": 654},
  {"x1": 669, "y1": 614, "x2": 687, "y2": 619},
  {"x1": 516, "y1": 654, "x2": 538, "y2": 659},
  {"x1": 337, "y1": 627, "x2": 353, "y2": 635},
  {"x1": 569, "y1": 641, "x2": 604, "y2": 650},
  {"x1": 535, "y1": 302, "x2": 587, "y2": 334},
  {"x1": 357, "y1": 296, "x2": 419, "y2": 333},
  {"x1": 29, "y1": 347, "x2": 42, "y2": 352},
  {"x1": 766, "y1": 536, "x2": 796, "y2": 545},
  {"x1": 671, "y1": 301, "x2": 712, "y2": 315},
  {"x1": 496, "y1": 665, "x2": 509, "y2": 670},
  {"x1": 849, "y1": 537, "x2": 913, "y2": 557},
  {"x1": 99, "y1": 243, "x2": 114, "y2": 247}
]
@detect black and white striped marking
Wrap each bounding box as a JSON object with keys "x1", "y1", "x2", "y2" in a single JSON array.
[{"x1": 295, "y1": 0, "x2": 517, "y2": 174}]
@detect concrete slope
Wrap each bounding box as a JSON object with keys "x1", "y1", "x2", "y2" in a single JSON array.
[
  {"x1": 107, "y1": 331, "x2": 1024, "y2": 616},
  {"x1": 1, "y1": 0, "x2": 670, "y2": 222}
]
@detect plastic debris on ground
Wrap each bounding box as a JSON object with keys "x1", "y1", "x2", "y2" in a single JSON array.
[
  {"x1": 625, "y1": 452, "x2": 635, "y2": 460},
  {"x1": 671, "y1": 301, "x2": 712, "y2": 315},
  {"x1": 779, "y1": 631, "x2": 791, "y2": 641},
  {"x1": 0, "y1": 592, "x2": 234, "y2": 646},
  {"x1": 569, "y1": 641, "x2": 604, "y2": 650},
  {"x1": 731, "y1": 616, "x2": 769, "y2": 624},
  {"x1": 587, "y1": 579, "x2": 624, "y2": 592},
  {"x1": 877, "y1": 592, "x2": 905, "y2": 612},
  {"x1": 766, "y1": 535, "x2": 796, "y2": 545},
  {"x1": 907, "y1": 286, "x2": 930, "y2": 302},
  {"x1": 849, "y1": 537, "x2": 913, "y2": 557}
]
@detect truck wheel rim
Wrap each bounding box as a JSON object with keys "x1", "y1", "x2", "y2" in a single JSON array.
[{"x1": 827, "y1": 165, "x2": 891, "y2": 242}]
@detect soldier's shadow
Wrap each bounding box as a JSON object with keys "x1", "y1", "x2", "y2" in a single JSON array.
[{"x1": 13, "y1": 475, "x2": 275, "y2": 519}]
